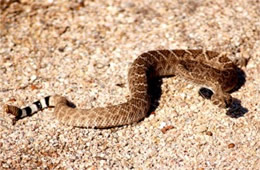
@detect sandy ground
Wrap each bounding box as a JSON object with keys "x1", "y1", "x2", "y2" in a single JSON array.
[{"x1": 0, "y1": 0, "x2": 259, "y2": 169}]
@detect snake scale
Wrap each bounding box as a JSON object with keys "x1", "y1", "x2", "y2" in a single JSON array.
[{"x1": 4, "y1": 49, "x2": 247, "y2": 128}]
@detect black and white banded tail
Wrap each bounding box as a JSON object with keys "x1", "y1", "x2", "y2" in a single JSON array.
[{"x1": 4, "y1": 96, "x2": 52, "y2": 122}]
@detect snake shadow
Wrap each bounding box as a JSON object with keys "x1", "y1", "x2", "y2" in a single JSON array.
[
  {"x1": 147, "y1": 78, "x2": 164, "y2": 116},
  {"x1": 147, "y1": 67, "x2": 248, "y2": 119}
]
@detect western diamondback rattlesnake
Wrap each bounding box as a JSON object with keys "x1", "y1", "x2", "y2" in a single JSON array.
[{"x1": 4, "y1": 49, "x2": 248, "y2": 128}]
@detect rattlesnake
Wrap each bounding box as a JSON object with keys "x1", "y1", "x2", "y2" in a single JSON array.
[{"x1": 4, "y1": 49, "x2": 247, "y2": 128}]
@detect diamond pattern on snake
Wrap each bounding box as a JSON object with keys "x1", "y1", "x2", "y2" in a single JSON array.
[{"x1": 4, "y1": 49, "x2": 248, "y2": 128}]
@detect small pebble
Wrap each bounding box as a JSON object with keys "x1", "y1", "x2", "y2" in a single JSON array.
[
  {"x1": 228, "y1": 143, "x2": 235, "y2": 149},
  {"x1": 205, "y1": 131, "x2": 213, "y2": 136}
]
